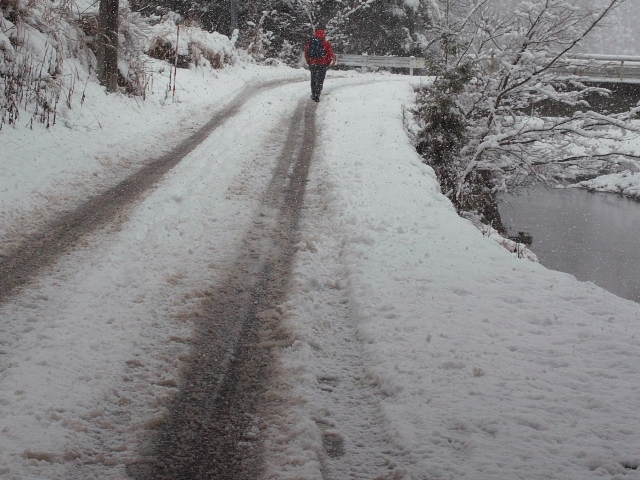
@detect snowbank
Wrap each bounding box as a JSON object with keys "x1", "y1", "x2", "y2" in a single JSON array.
[{"x1": 571, "y1": 170, "x2": 640, "y2": 200}]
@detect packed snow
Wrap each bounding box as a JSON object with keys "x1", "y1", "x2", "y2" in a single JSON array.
[
  {"x1": 262, "y1": 80, "x2": 640, "y2": 479},
  {"x1": 2, "y1": 62, "x2": 640, "y2": 479},
  {"x1": 0, "y1": 61, "x2": 305, "y2": 256},
  {"x1": 0, "y1": 61, "x2": 309, "y2": 477}
]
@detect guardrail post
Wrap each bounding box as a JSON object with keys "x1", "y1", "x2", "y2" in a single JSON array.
[
  {"x1": 410, "y1": 56, "x2": 415, "y2": 76},
  {"x1": 620, "y1": 60, "x2": 625, "y2": 81},
  {"x1": 361, "y1": 53, "x2": 367, "y2": 74}
]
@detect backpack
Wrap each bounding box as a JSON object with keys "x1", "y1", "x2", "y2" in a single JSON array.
[{"x1": 307, "y1": 38, "x2": 326, "y2": 59}]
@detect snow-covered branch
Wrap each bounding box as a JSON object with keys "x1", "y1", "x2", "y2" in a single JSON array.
[{"x1": 414, "y1": 0, "x2": 636, "y2": 227}]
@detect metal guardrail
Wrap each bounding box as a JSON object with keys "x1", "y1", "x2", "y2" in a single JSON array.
[
  {"x1": 567, "y1": 54, "x2": 640, "y2": 62},
  {"x1": 336, "y1": 54, "x2": 426, "y2": 75},
  {"x1": 335, "y1": 53, "x2": 640, "y2": 83},
  {"x1": 482, "y1": 53, "x2": 640, "y2": 84},
  {"x1": 561, "y1": 54, "x2": 640, "y2": 83}
]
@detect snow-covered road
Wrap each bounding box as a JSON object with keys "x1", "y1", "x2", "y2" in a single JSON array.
[
  {"x1": 1, "y1": 67, "x2": 640, "y2": 480},
  {"x1": 142, "y1": 82, "x2": 323, "y2": 480},
  {"x1": 0, "y1": 78, "x2": 303, "y2": 302},
  {"x1": 0, "y1": 73, "x2": 322, "y2": 478}
]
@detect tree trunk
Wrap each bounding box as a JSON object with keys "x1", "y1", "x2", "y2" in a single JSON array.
[
  {"x1": 229, "y1": 0, "x2": 238, "y2": 35},
  {"x1": 98, "y1": 0, "x2": 119, "y2": 93}
]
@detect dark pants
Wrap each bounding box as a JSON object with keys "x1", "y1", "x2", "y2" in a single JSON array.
[{"x1": 310, "y1": 65, "x2": 327, "y2": 98}]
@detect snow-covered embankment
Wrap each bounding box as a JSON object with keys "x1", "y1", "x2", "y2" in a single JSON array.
[{"x1": 571, "y1": 170, "x2": 640, "y2": 200}]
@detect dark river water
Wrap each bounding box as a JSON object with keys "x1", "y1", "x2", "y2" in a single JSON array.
[{"x1": 499, "y1": 186, "x2": 640, "y2": 303}]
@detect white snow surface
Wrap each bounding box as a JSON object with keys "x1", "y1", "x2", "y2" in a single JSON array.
[
  {"x1": 263, "y1": 80, "x2": 640, "y2": 479},
  {"x1": 0, "y1": 61, "x2": 305, "y2": 256},
  {"x1": 0, "y1": 62, "x2": 310, "y2": 478},
  {"x1": 147, "y1": 15, "x2": 238, "y2": 62},
  {"x1": 2, "y1": 66, "x2": 640, "y2": 479},
  {"x1": 571, "y1": 170, "x2": 640, "y2": 200}
]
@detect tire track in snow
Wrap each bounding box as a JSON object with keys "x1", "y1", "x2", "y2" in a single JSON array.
[
  {"x1": 0, "y1": 78, "x2": 301, "y2": 304},
  {"x1": 128, "y1": 97, "x2": 318, "y2": 479},
  {"x1": 261, "y1": 82, "x2": 413, "y2": 480}
]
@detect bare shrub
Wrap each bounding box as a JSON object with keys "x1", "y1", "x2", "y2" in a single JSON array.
[
  {"x1": 1, "y1": 0, "x2": 154, "y2": 129},
  {"x1": 148, "y1": 37, "x2": 188, "y2": 67},
  {"x1": 1, "y1": 0, "x2": 82, "y2": 128},
  {"x1": 1, "y1": 38, "x2": 61, "y2": 129},
  {"x1": 147, "y1": 37, "x2": 173, "y2": 62}
]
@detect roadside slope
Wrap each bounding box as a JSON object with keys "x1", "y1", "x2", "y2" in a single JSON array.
[{"x1": 265, "y1": 80, "x2": 640, "y2": 479}]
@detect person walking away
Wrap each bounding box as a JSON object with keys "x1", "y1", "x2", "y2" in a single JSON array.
[{"x1": 304, "y1": 29, "x2": 336, "y2": 102}]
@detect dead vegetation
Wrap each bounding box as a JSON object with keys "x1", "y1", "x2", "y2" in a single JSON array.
[
  {"x1": 146, "y1": 16, "x2": 237, "y2": 71},
  {"x1": 2, "y1": 2, "x2": 238, "y2": 130},
  {"x1": 1, "y1": 1, "x2": 154, "y2": 128}
]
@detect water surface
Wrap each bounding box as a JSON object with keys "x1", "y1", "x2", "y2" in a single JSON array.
[{"x1": 499, "y1": 186, "x2": 640, "y2": 302}]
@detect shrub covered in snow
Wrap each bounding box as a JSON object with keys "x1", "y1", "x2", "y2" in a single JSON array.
[
  {"x1": 0, "y1": 0, "x2": 150, "y2": 127},
  {"x1": 146, "y1": 13, "x2": 237, "y2": 70}
]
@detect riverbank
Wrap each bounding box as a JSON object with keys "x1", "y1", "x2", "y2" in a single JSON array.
[{"x1": 570, "y1": 170, "x2": 640, "y2": 200}]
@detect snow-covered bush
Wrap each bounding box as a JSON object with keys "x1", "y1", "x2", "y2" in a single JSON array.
[
  {"x1": 147, "y1": 14, "x2": 237, "y2": 70},
  {"x1": 245, "y1": 12, "x2": 274, "y2": 63},
  {"x1": 117, "y1": 6, "x2": 150, "y2": 95},
  {"x1": 0, "y1": 0, "x2": 78, "y2": 128},
  {"x1": 414, "y1": 0, "x2": 638, "y2": 228},
  {"x1": 1, "y1": 0, "x2": 158, "y2": 128}
]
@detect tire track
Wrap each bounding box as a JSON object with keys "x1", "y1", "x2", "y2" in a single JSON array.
[
  {"x1": 259, "y1": 83, "x2": 412, "y2": 480},
  {"x1": 127, "y1": 97, "x2": 317, "y2": 479},
  {"x1": 0, "y1": 78, "x2": 301, "y2": 304}
]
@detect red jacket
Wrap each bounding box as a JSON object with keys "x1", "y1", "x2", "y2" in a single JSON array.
[{"x1": 304, "y1": 30, "x2": 336, "y2": 66}]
